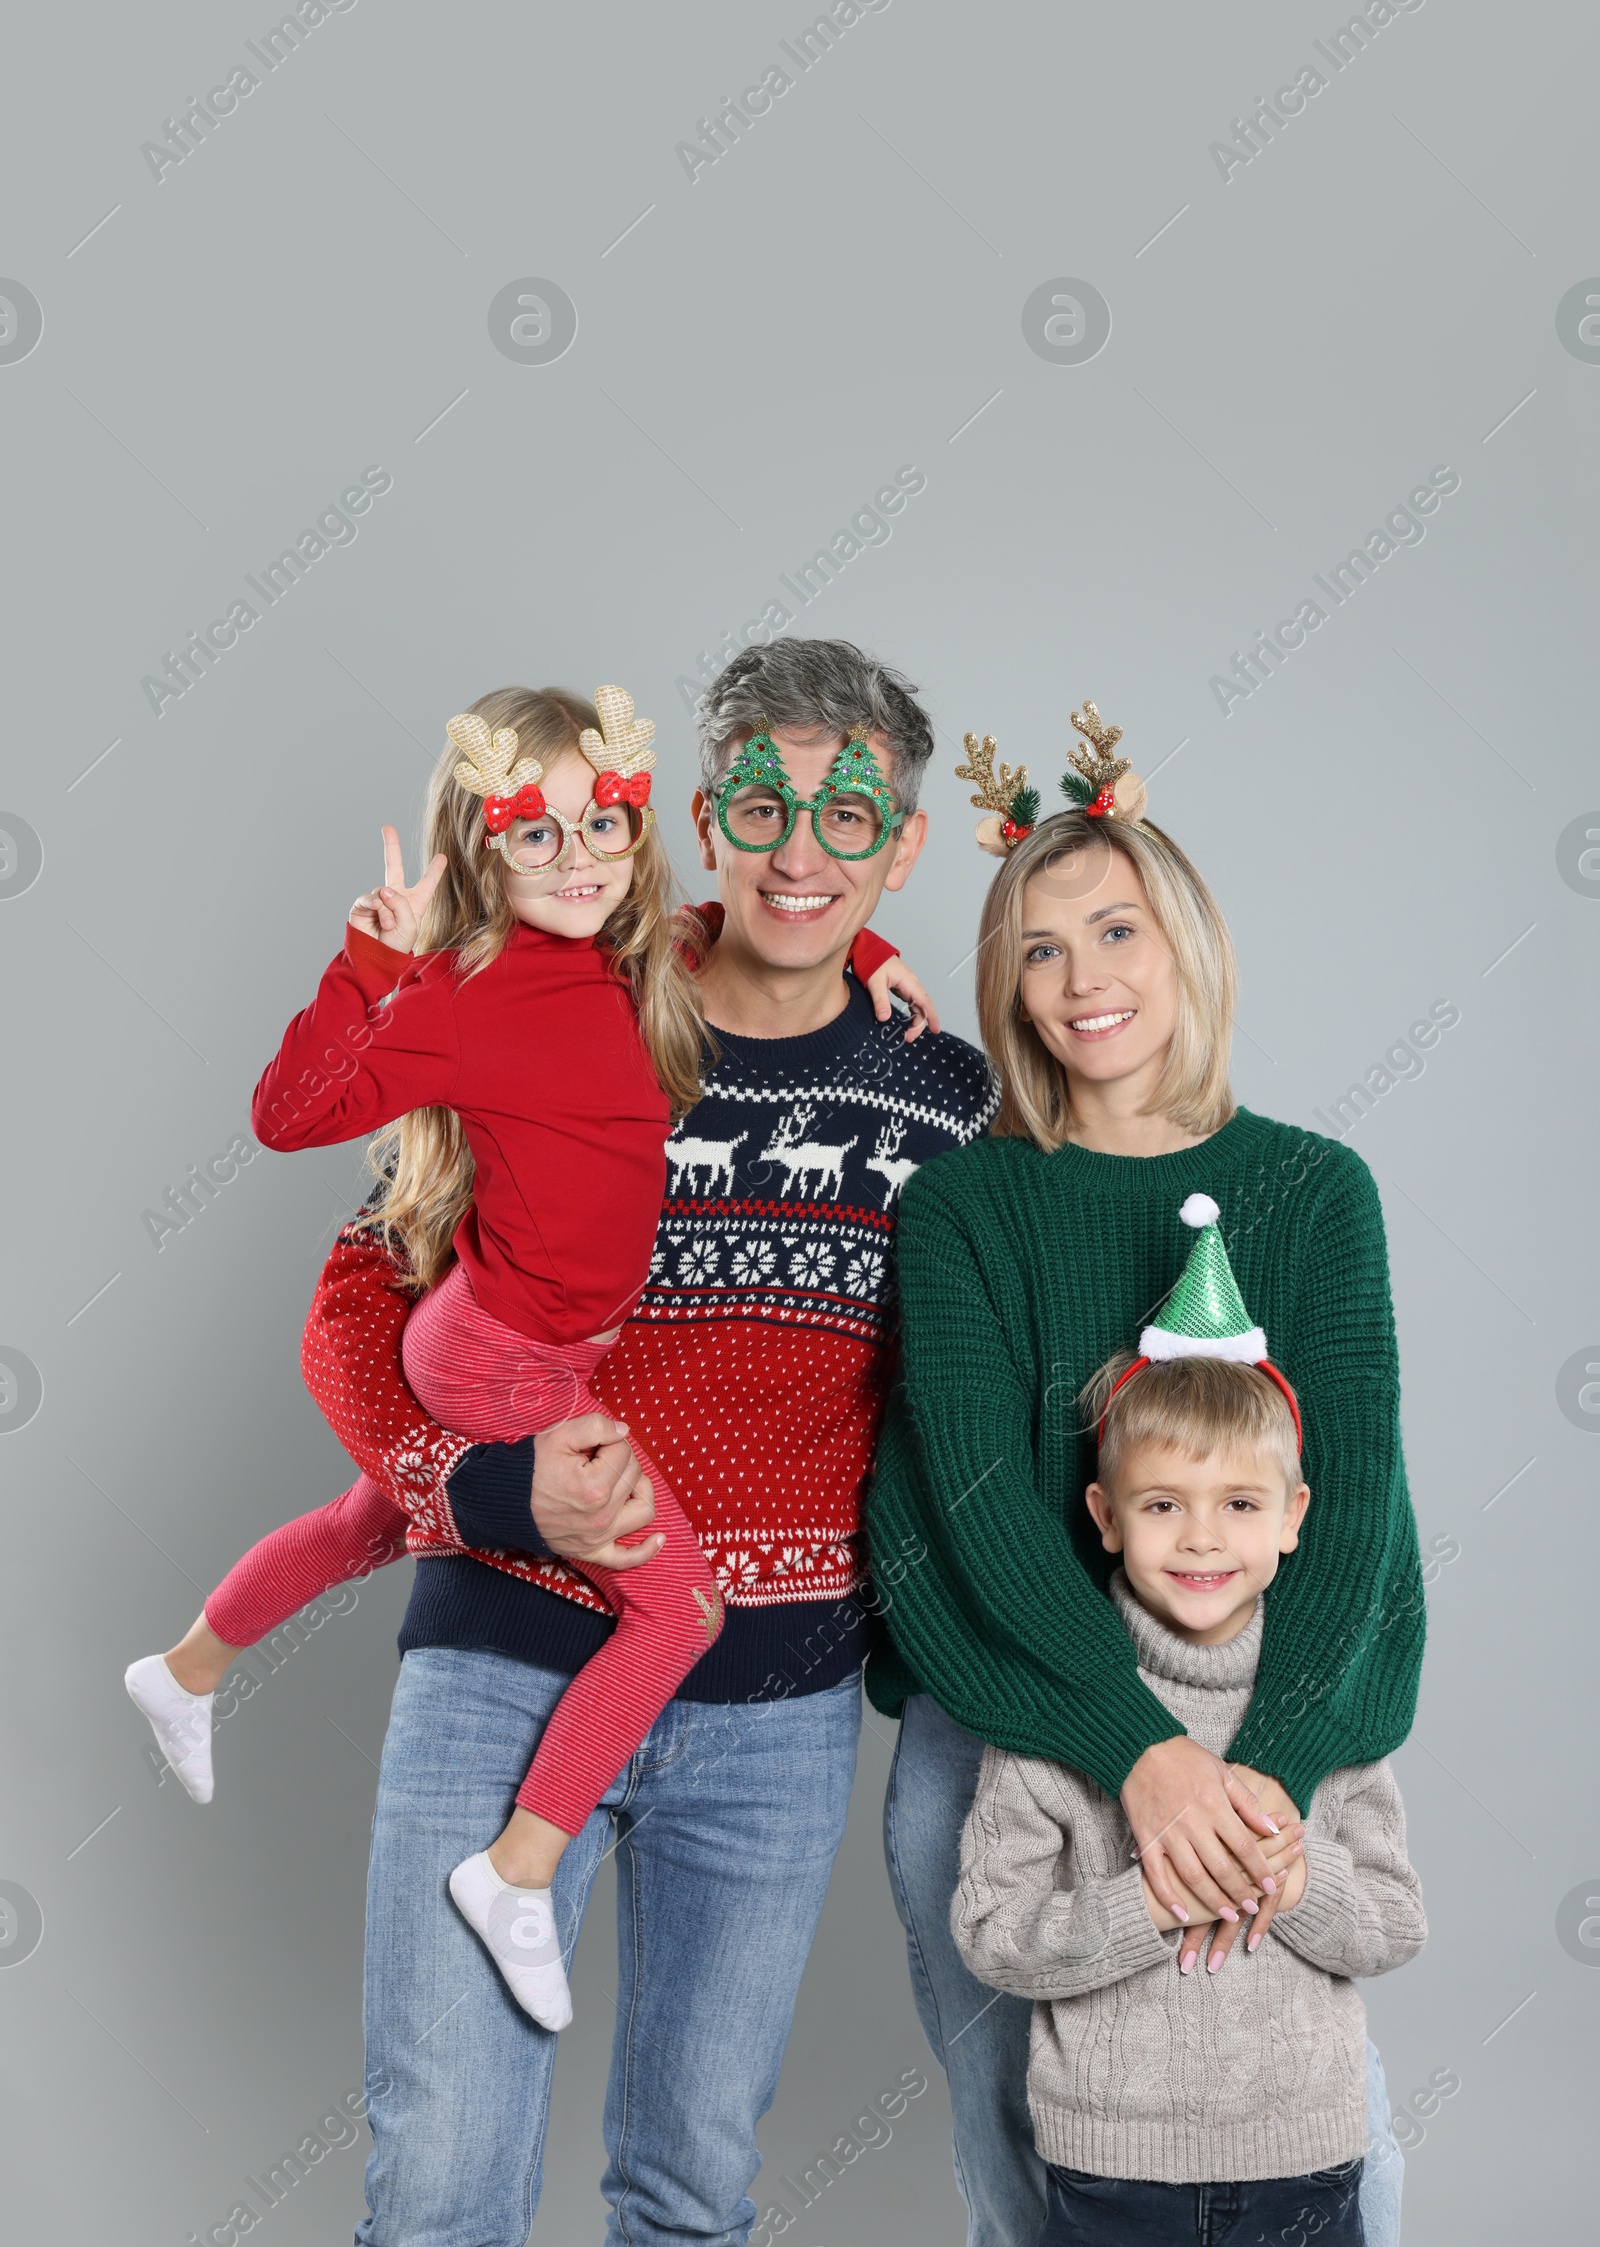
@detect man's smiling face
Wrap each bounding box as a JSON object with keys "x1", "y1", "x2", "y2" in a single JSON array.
[{"x1": 692, "y1": 721, "x2": 927, "y2": 974}]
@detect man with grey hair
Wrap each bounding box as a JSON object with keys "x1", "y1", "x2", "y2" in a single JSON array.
[
  {"x1": 686, "y1": 639, "x2": 938, "y2": 1038},
  {"x1": 692, "y1": 635, "x2": 937, "y2": 804},
  {"x1": 317, "y1": 639, "x2": 1001, "y2": 2244}
]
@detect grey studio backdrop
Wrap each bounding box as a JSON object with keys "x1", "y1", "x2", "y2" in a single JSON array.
[{"x1": 0, "y1": 1, "x2": 1595, "y2": 2240}]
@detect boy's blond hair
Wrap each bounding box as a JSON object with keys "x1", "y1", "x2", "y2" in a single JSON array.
[{"x1": 1080, "y1": 1352, "x2": 1303, "y2": 1493}]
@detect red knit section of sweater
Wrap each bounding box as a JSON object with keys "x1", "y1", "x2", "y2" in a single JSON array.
[
  {"x1": 590, "y1": 1311, "x2": 881, "y2": 1607},
  {"x1": 300, "y1": 1225, "x2": 882, "y2": 1615},
  {"x1": 301, "y1": 1226, "x2": 616, "y2": 1614}
]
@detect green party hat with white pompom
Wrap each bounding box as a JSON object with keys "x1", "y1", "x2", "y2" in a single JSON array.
[{"x1": 1139, "y1": 1193, "x2": 1269, "y2": 1364}]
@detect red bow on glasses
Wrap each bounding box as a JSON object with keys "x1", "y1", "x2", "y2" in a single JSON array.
[
  {"x1": 483, "y1": 782, "x2": 547, "y2": 834},
  {"x1": 594, "y1": 770, "x2": 652, "y2": 809}
]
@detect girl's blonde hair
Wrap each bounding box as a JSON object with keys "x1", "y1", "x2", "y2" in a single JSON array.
[
  {"x1": 974, "y1": 812, "x2": 1237, "y2": 1151},
  {"x1": 356, "y1": 685, "x2": 708, "y2": 1290}
]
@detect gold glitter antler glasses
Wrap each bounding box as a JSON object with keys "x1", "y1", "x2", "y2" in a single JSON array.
[
  {"x1": 578, "y1": 684, "x2": 658, "y2": 809},
  {"x1": 447, "y1": 714, "x2": 548, "y2": 835}
]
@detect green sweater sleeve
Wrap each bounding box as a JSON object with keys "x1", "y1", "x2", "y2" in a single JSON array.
[
  {"x1": 1228, "y1": 1150, "x2": 1425, "y2": 1808},
  {"x1": 867, "y1": 1168, "x2": 1184, "y2": 1798}
]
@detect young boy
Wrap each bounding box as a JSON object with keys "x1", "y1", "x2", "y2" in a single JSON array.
[{"x1": 952, "y1": 1194, "x2": 1426, "y2": 2246}]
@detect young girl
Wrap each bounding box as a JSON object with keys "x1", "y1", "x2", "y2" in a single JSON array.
[{"x1": 127, "y1": 683, "x2": 927, "y2": 2032}]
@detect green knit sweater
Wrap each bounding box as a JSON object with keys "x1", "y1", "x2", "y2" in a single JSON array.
[{"x1": 865, "y1": 1108, "x2": 1424, "y2": 1814}]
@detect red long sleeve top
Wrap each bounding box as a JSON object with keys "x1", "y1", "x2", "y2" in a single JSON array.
[
  {"x1": 252, "y1": 915, "x2": 902, "y2": 1349},
  {"x1": 252, "y1": 921, "x2": 669, "y2": 1344}
]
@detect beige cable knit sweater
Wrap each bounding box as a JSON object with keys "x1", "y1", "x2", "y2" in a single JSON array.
[{"x1": 953, "y1": 1575, "x2": 1426, "y2": 2184}]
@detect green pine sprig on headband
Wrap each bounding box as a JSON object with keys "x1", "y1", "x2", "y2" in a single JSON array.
[{"x1": 1058, "y1": 766, "x2": 1094, "y2": 810}]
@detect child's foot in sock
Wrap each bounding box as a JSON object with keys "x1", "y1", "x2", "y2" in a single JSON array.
[
  {"x1": 449, "y1": 1853, "x2": 572, "y2": 2030},
  {"x1": 124, "y1": 1654, "x2": 215, "y2": 1803}
]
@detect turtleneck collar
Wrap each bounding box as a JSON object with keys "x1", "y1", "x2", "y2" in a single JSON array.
[{"x1": 1111, "y1": 1569, "x2": 1264, "y2": 1691}]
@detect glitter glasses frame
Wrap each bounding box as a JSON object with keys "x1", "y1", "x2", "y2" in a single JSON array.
[
  {"x1": 714, "y1": 729, "x2": 904, "y2": 863},
  {"x1": 489, "y1": 799, "x2": 656, "y2": 874}
]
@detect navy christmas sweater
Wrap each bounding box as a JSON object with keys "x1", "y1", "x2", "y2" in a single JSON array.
[{"x1": 410, "y1": 969, "x2": 997, "y2": 1701}]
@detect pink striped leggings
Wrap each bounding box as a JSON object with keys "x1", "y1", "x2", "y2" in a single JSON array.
[{"x1": 205, "y1": 1263, "x2": 722, "y2": 1836}]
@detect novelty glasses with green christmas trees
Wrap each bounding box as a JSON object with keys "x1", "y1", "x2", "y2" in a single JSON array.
[{"x1": 715, "y1": 727, "x2": 905, "y2": 862}]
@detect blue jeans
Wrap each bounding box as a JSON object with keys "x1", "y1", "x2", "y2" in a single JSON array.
[
  {"x1": 883, "y1": 1694, "x2": 1405, "y2": 2247},
  {"x1": 1041, "y1": 2156, "x2": 1364, "y2": 2244},
  {"x1": 358, "y1": 1648, "x2": 860, "y2": 2246}
]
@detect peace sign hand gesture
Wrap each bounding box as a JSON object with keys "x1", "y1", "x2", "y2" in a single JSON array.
[{"x1": 349, "y1": 825, "x2": 448, "y2": 955}]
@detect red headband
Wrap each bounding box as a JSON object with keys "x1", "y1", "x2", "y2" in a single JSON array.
[{"x1": 1097, "y1": 1355, "x2": 1303, "y2": 1448}]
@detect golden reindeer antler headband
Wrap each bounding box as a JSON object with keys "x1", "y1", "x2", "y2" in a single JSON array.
[
  {"x1": 954, "y1": 699, "x2": 1148, "y2": 856},
  {"x1": 955, "y1": 733, "x2": 1040, "y2": 859}
]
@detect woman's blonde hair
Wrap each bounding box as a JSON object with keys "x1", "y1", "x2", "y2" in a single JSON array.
[
  {"x1": 356, "y1": 684, "x2": 708, "y2": 1290},
  {"x1": 974, "y1": 812, "x2": 1237, "y2": 1151}
]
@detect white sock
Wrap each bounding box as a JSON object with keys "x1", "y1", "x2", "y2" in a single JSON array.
[
  {"x1": 448, "y1": 1852, "x2": 572, "y2": 2031},
  {"x1": 125, "y1": 1654, "x2": 215, "y2": 1804}
]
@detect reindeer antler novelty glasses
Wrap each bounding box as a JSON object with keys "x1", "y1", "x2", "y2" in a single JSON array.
[{"x1": 449, "y1": 688, "x2": 658, "y2": 872}]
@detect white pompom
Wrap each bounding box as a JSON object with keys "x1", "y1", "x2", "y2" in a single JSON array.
[{"x1": 1179, "y1": 1192, "x2": 1220, "y2": 1229}]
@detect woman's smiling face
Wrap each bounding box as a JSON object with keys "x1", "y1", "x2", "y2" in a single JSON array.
[{"x1": 1017, "y1": 849, "x2": 1179, "y2": 1099}]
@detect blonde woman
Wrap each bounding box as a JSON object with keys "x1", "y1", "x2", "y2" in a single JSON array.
[{"x1": 868, "y1": 730, "x2": 1421, "y2": 2247}]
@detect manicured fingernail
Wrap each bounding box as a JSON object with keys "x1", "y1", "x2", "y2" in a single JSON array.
[
  {"x1": 1241, "y1": 1896, "x2": 1258, "y2": 1914},
  {"x1": 1218, "y1": 1908, "x2": 1238, "y2": 1923},
  {"x1": 1247, "y1": 1931, "x2": 1262, "y2": 1952},
  {"x1": 1171, "y1": 1906, "x2": 1188, "y2": 1923},
  {"x1": 1208, "y1": 1950, "x2": 1225, "y2": 1972},
  {"x1": 1179, "y1": 1952, "x2": 1196, "y2": 1975},
  {"x1": 1261, "y1": 1875, "x2": 1276, "y2": 1894},
  {"x1": 1264, "y1": 1818, "x2": 1280, "y2": 1834}
]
